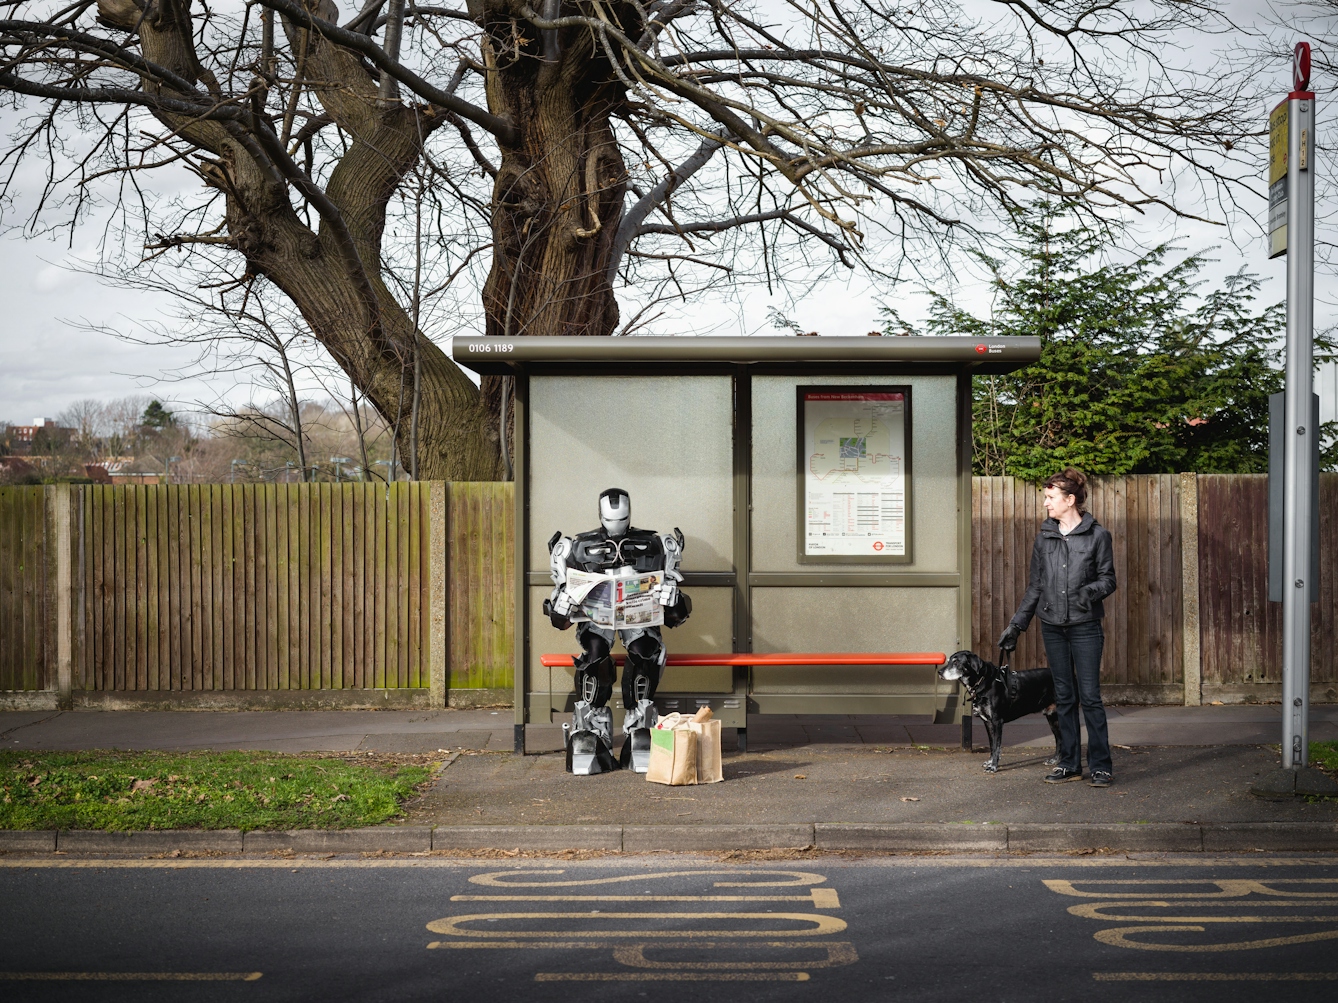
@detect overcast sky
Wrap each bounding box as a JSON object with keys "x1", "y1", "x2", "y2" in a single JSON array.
[{"x1": 1, "y1": 0, "x2": 1333, "y2": 425}]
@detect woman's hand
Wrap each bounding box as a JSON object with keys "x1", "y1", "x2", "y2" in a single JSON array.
[{"x1": 998, "y1": 624, "x2": 1021, "y2": 652}]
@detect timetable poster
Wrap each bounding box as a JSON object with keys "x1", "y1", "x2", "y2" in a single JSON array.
[{"x1": 801, "y1": 389, "x2": 908, "y2": 557}]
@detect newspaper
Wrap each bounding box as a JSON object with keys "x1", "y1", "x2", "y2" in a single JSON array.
[{"x1": 564, "y1": 569, "x2": 665, "y2": 630}]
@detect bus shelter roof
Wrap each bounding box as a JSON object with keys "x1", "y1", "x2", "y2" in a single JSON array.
[{"x1": 452, "y1": 335, "x2": 1040, "y2": 377}]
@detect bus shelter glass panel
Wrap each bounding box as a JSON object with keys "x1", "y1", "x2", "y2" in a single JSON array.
[
  {"x1": 751, "y1": 374, "x2": 959, "y2": 573},
  {"x1": 749, "y1": 588, "x2": 961, "y2": 718},
  {"x1": 528, "y1": 376, "x2": 734, "y2": 571},
  {"x1": 527, "y1": 586, "x2": 735, "y2": 719}
]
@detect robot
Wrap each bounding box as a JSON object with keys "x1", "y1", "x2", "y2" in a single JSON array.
[{"x1": 543, "y1": 488, "x2": 692, "y2": 775}]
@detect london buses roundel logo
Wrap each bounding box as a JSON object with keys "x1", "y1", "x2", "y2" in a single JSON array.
[
  {"x1": 974, "y1": 344, "x2": 988, "y2": 354},
  {"x1": 873, "y1": 541, "x2": 885, "y2": 551}
]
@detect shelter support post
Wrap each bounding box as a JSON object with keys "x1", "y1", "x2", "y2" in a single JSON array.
[
  {"x1": 732, "y1": 373, "x2": 752, "y2": 753},
  {"x1": 513, "y1": 376, "x2": 529, "y2": 754}
]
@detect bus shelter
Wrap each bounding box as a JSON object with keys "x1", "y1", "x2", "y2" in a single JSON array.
[{"x1": 453, "y1": 336, "x2": 1041, "y2": 753}]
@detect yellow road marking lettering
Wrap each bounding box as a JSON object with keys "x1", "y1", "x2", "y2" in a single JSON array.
[
  {"x1": 1092, "y1": 926, "x2": 1338, "y2": 952},
  {"x1": 811, "y1": 887, "x2": 840, "y2": 909},
  {"x1": 0, "y1": 972, "x2": 262, "y2": 981},
  {"x1": 468, "y1": 869, "x2": 825, "y2": 888},
  {"x1": 449, "y1": 890, "x2": 840, "y2": 907},
  {"x1": 611, "y1": 942, "x2": 857, "y2": 970},
  {"x1": 1046, "y1": 879, "x2": 1338, "y2": 899},
  {"x1": 1094, "y1": 972, "x2": 1338, "y2": 981},
  {"x1": 429, "y1": 941, "x2": 604, "y2": 949},
  {"x1": 535, "y1": 972, "x2": 811, "y2": 981},
  {"x1": 427, "y1": 938, "x2": 845, "y2": 950},
  {"x1": 426, "y1": 911, "x2": 847, "y2": 938},
  {"x1": 1067, "y1": 902, "x2": 1338, "y2": 923}
]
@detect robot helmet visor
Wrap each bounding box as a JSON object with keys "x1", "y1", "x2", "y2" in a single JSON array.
[{"x1": 598, "y1": 490, "x2": 630, "y2": 537}]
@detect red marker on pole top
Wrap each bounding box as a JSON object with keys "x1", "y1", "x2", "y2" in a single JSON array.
[{"x1": 1293, "y1": 41, "x2": 1312, "y2": 96}]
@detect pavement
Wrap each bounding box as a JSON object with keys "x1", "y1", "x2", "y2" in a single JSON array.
[
  {"x1": 4, "y1": 855, "x2": 1338, "y2": 1000},
  {"x1": 2, "y1": 705, "x2": 1337, "y2": 855},
  {"x1": 4, "y1": 702, "x2": 1338, "y2": 754}
]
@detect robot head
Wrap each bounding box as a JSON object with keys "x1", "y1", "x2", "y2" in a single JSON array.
[{"x1": 598, "y1": 488, "x2": 631, "y2": 538}]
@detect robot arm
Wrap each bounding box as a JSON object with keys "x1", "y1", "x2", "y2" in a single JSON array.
[
  {"x1": 652, "y1": 528, "x2": 685, "y2": 609},
  {"x1": 544, "y1": 532, "x2": 577, "y2": 628},
  {"x1": 548, "y1": 531, "x2": 571, "y2": 587}
]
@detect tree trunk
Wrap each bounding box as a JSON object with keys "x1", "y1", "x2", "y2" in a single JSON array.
[
  {"x1": 94, "y1": 0, "x2": 633, "y2": 482},
  {"x1": 100, "y1": 0, "x2": 503, "y2": 481},
  {"x1": 475, "y1": 0, "x2": 632, "y2": 429}
]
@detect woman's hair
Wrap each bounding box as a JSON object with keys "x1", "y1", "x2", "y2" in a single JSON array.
[{"x1": 1044, "y1": 467, "x2": 1088, "y2": 512}]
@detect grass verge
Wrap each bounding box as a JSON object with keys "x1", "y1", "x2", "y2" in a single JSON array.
[
  {"x1": 0, "y1": 750, "x2": 433, "y2": 831},
  {"x1": 1312, "y1": 741, "x2": 1338, "y2": 774}
]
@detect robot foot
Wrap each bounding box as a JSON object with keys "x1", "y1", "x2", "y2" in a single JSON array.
[
  {"x1": 619, "y1": 698, "x2": 658, "y2": 773},
  {"x1": 566, "y1": 703, "x2": 617, "y2": 775},
  {"x1": 623, "y1": 698, "x2": 659, "y2": 733},
  {"x1": 619, "y1": 727, "x2": 654, "y2": 773},
  {"x1": 567, "y1": 729, "x2": 618, "y2": 775}
]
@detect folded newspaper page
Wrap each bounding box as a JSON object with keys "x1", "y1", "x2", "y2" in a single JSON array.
[{"x1": 564, "y1": 570, "x2": 665, "y2": 629}]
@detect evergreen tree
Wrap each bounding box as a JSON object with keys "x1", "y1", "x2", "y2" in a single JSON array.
[
  {"x1": 140, "y1": 400, "x2": 175, "y2": 431},
  {"x1": 888, "y1": 220, "x2": 1324, "y2": 480}
]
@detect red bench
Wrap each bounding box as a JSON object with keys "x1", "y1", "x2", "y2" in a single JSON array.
[{"x1": 539, "y1": 651, "x2": 948, "y2": 751}]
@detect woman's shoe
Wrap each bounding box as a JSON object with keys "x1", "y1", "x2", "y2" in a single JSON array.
[
  {"x1": 1043, "y1": 767, "x2": 1083, "y2": 783},
  {"x1": 1088, "y1": 771, "x2": 1112, "y2": 788}
]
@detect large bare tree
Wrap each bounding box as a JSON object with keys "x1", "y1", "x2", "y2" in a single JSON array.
[{"x1": 0, "y1": 0, "x2": 1254, "y2": 478}]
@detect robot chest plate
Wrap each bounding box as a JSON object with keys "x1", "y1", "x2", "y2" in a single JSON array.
[
  {"x1": 572, "y1": 539, "x2": 620, "y2": 572},
  {"x1": 572, "y1": 535, "x2": 662, "y2": 574}
]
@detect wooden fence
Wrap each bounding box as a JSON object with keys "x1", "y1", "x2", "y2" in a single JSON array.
[
  {"x1": 6, "y1": 475, "x2": 1338, "y2": 706},
  {"x1": 0, "y1": 487, "x2": 50, "y2": 692},
  {"x1": 79, "y1": 481, "x2": 437, "y2": 695},
  {"x1": 447, "y1": 482, "x2": 514, "y2": 697},
  {"x1": 1196, "y1": 474, "x2": 1338, "y2": 703},
  {"x1": 0, "y1": 482, "x2": 513, "y2": 708},
  {"x1": 974, "y1": 475, "x2": 1188, "y2": 704},
  {"x1": 975, "y1": 474, "x2": 1338, "y2": 704}
]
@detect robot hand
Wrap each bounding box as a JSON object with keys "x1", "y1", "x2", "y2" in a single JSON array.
[
  {"x1": 652, "y1": 581, "x2": 679, "y2": 607},
  {"x1": 552, "y1": 589, "x2": 577, "y2": 618}
]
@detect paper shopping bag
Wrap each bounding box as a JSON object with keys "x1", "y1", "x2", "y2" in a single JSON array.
[
  {"x1": 690, "y1": 719, "x2": 723, "y2": 784},
  {"x1": 646, "y1": 726, "x2": 697, "y2": 786}
]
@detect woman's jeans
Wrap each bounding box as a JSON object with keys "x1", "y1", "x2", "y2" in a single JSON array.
[{"x1": 1040, "y1": 620, "x2": 1112, "y2": 776}]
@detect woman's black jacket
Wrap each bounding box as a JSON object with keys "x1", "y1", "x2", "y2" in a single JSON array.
[{"x1": 1010, "y1": 512, "x2": 1117, "y2": 629}]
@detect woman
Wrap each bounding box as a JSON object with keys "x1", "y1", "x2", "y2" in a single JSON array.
[{"x1": 997, "y1": 468, "x2": 1117, "y2": 788}]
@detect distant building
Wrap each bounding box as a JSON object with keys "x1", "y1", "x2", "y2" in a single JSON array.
[
  {"x1": 101, "y1": 458, "x2": 163, "y2": 485},
  {"x1": 3, "y1": 418, "x2": 73, "y2": 457},
  {"x1": 0, "y1": 456, "x2": 38, "y2": 481}
]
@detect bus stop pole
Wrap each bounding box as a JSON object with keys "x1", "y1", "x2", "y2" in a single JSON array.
[{"x1": 1281, "y1": 77, "x2": 1315, "y2": 771}]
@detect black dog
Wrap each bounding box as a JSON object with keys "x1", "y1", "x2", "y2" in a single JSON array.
[{"x1": 939, "y1": 650, "x2": 1062, "y2": 773}]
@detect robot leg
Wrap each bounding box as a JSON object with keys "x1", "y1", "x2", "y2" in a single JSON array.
[
  {"x1": 566, "y1": 624, "x2": 617, "y2": 776},
  {"x1": 618, "y1": 628, "x2": 666, "y2": 773}
]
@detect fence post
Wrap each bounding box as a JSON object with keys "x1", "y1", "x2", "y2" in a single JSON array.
[
  {"x1": 51, "y1": 483, "x2": 74, "y2": 709},
  {"x1": 428, "y1": 481, "x2": 448, "y2": 709},
  {"x1": 1179, "y1": 472, "x2": 1201, "y2": 706}
]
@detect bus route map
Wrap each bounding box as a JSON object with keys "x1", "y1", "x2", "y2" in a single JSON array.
[{"x1": 802, "y1": 389, "x2": 907, "y2": 557}]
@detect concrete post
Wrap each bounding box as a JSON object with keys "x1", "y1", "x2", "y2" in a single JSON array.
[
  {"x1": 428, "y1": 481, "x2": 448, "y2": 709},
  {"x1": 53, "y1": 483, "x2": 73, "y2": 709},
  {"x1": 1178, "y1": 473, "x2": 1201, "y2": 707}
]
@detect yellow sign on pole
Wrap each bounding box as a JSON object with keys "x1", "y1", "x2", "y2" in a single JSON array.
[{"x1": 1269, "y1": 100, "x2": 1289, "y2": 258}]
